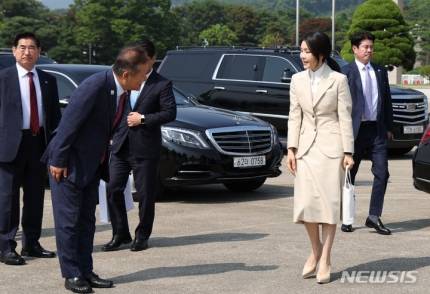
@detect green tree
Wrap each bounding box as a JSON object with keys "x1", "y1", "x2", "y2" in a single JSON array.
[
  {"x1": 341, "y1": 0, "x2": 415, "y2": 70},
  {"x1": 404, "y1": 0, "x2": 430, "y2": 65},
  {"x1": 0, "y1": 0, "x2": 58, "y2": 52},
  {"x1": 260, "y1": 32, "x2": 285, "y2": 48},
  {"x1": 417, "y1": 65, "x2": 430, "y2": 79},
  {"x1": 199, "y1": 24, "x2": 238, "y2": 46},
  {"x1": 173, "y1": 0, "x2": 226, "y2": 46},
  {"x1": 257, "y1": 8, "x2": 297, "y2": 47},
  {"x1": 224, "y1": 5, "x2": 260, "y2": 45},
  {"x1": 47, "y1": 9, "x2": 84, "y2": 64},
  {"x1": 72, "y1": 0, "x2": 179, "y2": 64}
]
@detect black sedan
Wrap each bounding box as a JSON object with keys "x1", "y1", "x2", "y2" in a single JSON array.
[
  {"x1": 413, "y1": 123, "x2": 430, "y2": 193},
  {"x1": 36, "y1": 64, "x2": 283, "y2": 193}
]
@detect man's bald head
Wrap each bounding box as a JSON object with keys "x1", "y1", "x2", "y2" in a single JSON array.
[{"x1": 112, "y1": 45, "x2": 149, "y2": 76}]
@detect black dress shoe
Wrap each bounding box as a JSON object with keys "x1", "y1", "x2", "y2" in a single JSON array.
[
  {"x1": 341, "y1": 224, "x2": 354, "y2": 232},
  {"x1": 64, "y1": 277, "x2": 92, "y2": 293},
  {"x1": 365, "y1": 217, "x2": 391, "y2": 235},
  {"x1": 0, "y1": 250, "x2": 25, "y2": 265},
  {"x1": 21, "y1": 243, "x2": 56, "y2": 258},
  {"x1": 101, "y1": 234, "x2": 132, "y2": 252},
  {"x1": 130, "y1": 239, "x2": 149, "y2": 252},
  {"x1": 84, "y1": 272, "x2": 114, "y2": 288}
]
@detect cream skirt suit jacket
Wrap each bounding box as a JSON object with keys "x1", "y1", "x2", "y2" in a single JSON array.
[{"x1": 288, "y1": 63, "x2": 354, "y2": 224}]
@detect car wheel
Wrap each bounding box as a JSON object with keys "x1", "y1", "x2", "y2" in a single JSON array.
[
  {"x1": 223, "y1": 178, "x2": 266, "y2": 192},
  {"x1": 388, "y1": 147, "x2": 413, "y2": 156}
]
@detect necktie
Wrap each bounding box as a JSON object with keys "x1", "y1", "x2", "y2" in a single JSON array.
[
  {"x1": 28, "y1": 72, "x2": 40, "y2": 135},
  {"x1": 112, "y1": 91, "x2": 127, "y2": 131},
  {"x1": 363, "y1": 65, "x2": 373, "y2": 120}
]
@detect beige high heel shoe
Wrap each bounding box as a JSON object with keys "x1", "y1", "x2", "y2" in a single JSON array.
[
  {"x1": 316, "y1": 265, "x2": 331, "y2": 284},
  {"x1": 302, "y1": 264, "x2": 317, "y2": 279},
  {"x1": 302, "y1": 246, "x2": 322, "y2": 279}
]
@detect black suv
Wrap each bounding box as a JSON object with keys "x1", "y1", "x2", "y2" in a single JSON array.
[
  {"x1": 0, "y1": 48, "x2": 56, "y2": 70},
  {"x1": 158, "y1": 47, "x2": 429, "y2": 155}
]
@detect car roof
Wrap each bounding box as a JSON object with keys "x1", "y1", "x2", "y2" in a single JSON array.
[{"x1": 36, "y1": 64, "x2": 110, "y2": 84}]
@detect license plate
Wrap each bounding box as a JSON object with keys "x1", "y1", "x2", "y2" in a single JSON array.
[
  {"x1": 403, "y1": 125, "x2": 424, "y2": 134},
  {"x1": 233, "y1": 156, "x2": 266, "y2": 168}
]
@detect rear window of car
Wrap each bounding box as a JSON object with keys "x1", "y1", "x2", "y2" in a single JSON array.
[
  {"x1": 215, "y1": 54, "x2": 261, "y2": 81},
  {"x1": 160, "y1": 53, "x2": 217, "y2": 80},
  {"x1": 262, "y1": 56, "x2": 296, "y2": 83}
]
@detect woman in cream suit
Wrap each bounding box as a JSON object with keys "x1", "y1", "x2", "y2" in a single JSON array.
[{"x1": 287, "y1": 32, "x2": 354, "y2": 284}]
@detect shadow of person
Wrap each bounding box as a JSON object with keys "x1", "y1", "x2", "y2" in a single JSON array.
[
  {"x1": 15, "y1": 223, "x2": 113, "y2": 241},
  {"x1": 386, "y1": 218, "x2": 430, "y2": 233},
  {"x1": 160, "y1": 183, "x2": 293, "y2": 204},
  {"x1": 332, "y1": 257, "x2": 430, "y2": 282},
  {"x1": 92, "y1": 232, "x2": 268, "y2": 252},
  {"x1": 151, "y1": 232, "x2": 268, "y2": 248},
  {"x1": 112, "y1": 263, "x2": 278, "y2": 284}
]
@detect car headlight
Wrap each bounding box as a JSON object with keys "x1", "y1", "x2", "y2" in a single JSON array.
[
  {"x1": 161, "y1": 126, "x2": 210, "y2": 149},
  {"x1": 270, "y1": 123, "x2": 278, "y2": 145}
]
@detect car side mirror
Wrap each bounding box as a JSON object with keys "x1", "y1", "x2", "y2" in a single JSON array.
[{"x1": 281, "y1": 68, "x2": 292, "y2": 83}]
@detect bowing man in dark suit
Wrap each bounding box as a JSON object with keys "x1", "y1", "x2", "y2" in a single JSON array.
[
  {"x1": 0, "y1": 32, "x2": 61, "y2": 266},
  {"x1": 42, "y1": 45, "x2": 151, "y2": 293},
  {"x1": 341, "y1": 31, "x2": 393, "y2": 235},
  {"x1": 102, "y1": 39, "x2": 176, "y2": 252}
]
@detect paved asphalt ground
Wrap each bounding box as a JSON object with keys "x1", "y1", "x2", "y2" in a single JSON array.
[{"x1": 0, "y1": 152, "x2": 429, "y2": 294}]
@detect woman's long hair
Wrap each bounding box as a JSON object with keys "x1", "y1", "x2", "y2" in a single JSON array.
[{"x1": 301, "y1": 31, "x2": 341, "y2": 73}]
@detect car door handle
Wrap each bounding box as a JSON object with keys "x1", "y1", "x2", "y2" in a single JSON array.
[
  {"x1": 214, "y1": 86, "x2": 225, "y2": 90},
  {"x1": 256, "y1": 89, "x2": 268, "y2": 94}
]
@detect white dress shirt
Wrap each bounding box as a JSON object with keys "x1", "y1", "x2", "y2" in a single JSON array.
[
  {"x1": 113, "y1": 71, "x2": 126, "y2": 108},
  {"x1": 16, "y1": 63, "x2": 44, "y2": 129},
  {"x1": 308, "y1": 62, "x2": 326, "y2": 100},
  {"x1": 129, "y1": 69, "x2": 153, "y2": 110},
  {"x1": 355, "y1": 59, "x2": 378, "y2": 121}
]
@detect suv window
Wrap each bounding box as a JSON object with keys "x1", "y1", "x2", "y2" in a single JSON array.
[
  {"x1": 215, "y1": 54, "x2": 261, "y2": 81},
  {"x1": 214, "y1": 54, "x2": 297, "y2": 84},
  {"x1": 163, "y1": 53, "x2": 215, "y2": 79},
  {"x1": 262, "y1": 56, "x2": 296, "y2": 83}
]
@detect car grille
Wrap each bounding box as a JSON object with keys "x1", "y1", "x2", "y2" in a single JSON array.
[
  {"x1": 206, "y1": 126, "x2": 273, "y2": 155},
  {"x1": 391, "y1": 96, "x2": 428, "y2": 124}
]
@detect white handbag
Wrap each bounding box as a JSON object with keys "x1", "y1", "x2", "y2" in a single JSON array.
[
  {"x1": 98, "y1": 176, "x2": 134, "y2": 224},
  {"x1": 342, "y1": 168, "x2": 355, "y2": 225}
]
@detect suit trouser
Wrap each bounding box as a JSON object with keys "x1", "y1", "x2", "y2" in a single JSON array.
[
  {"x1": 0, "y1": 130, "x2": 45, "y2": 253},
  {"x1": 350, "y1": 122, "x2": 389, "y2": 217},
  {"x1": 49, "y1": 175, "x2": 99, "y2": 278},
  {"x1": 107, "y1": 142, "x2": 158, "y2": 241}
]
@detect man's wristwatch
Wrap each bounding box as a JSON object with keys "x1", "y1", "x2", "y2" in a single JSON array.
[{"x1": 140, "y1": 114, "x2": 145, "y2": 124}]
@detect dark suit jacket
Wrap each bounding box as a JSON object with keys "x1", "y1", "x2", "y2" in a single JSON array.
[
  {"x1": 111, "y1": 71, "x2": 176, "y2": 159},
  {"x1": 42, "y1": 70, "x2": 117, "y2": 188},
  {"x1": 342, "y1": 62, "x2": 393, "y2": 139},
  {"x1": 0, "y1": 66, "x2": 61, "y2": 162}
]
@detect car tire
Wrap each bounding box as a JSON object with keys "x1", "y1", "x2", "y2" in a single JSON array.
[
  {"x1": 223, "y1": 178, "x2": 266, "y2": 192},
  {"x1": 388, "y1": 147, "x2": 413, "y2": 156}
]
